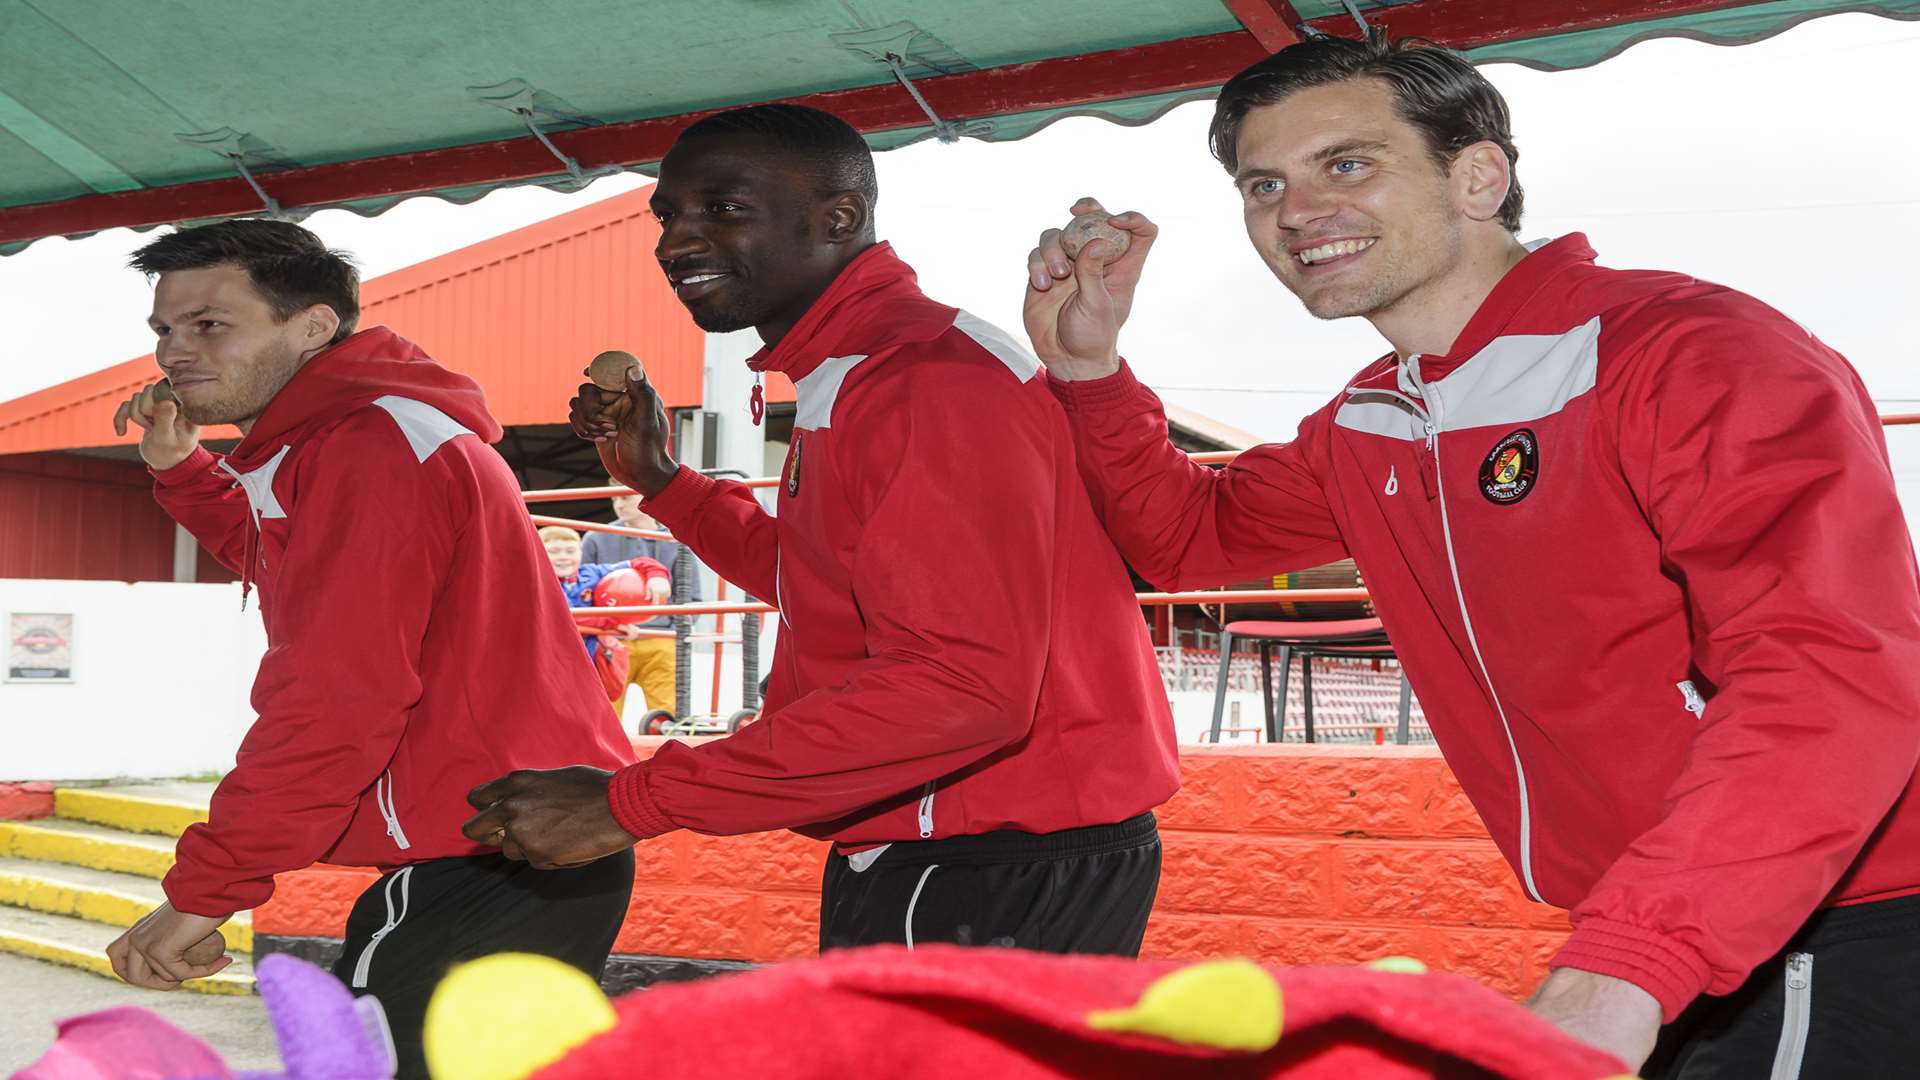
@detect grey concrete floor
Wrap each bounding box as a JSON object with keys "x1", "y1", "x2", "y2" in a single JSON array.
[{"x1": 0, "y1": 954, "x2": 281, "y2": 1073}]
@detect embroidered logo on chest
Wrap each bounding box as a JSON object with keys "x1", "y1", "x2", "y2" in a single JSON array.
[
  {"x1": 784, "y1": 433, "x2": 804, "y2": 499},
  {"x1": 1479, "y1": 428, "x2": 1539, "y2": 505}
]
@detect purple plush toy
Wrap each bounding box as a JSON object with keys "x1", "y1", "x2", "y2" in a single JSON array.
[{"x1": 11, "y1": 954, "x2": 396, "y2": 1080}]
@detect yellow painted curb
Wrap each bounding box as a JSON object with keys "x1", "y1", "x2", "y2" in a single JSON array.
[
  {"x1": 0, "y1": 870, "x2": 251, "y2": 952},
  {"x1": 0, "y1": 929, "x2": 253, "y2": 995},
  {"x1": 0, "y1": 822, "x2": 173, "y2": 880},
  {"x1": 55, "y1": 789, "x2": 207, "y2": 839}
]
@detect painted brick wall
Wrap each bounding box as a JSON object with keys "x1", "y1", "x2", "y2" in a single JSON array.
[
  {"x1": 253, "y1": 739, "x2": 1570, "y2": 999},
  {"x1": 0, "y1": 781, "x2": 53, "y2": 819}
]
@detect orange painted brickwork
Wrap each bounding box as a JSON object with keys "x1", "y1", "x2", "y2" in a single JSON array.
[
  {"x1": 1146, "y1": 744, "x2": 1569, "y2": 1000},
  {"x1": 254, "y1": 739, "x2": 1569, "y2": 998}
]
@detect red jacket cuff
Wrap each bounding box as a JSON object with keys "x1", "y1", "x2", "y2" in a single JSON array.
[
  {"x1": 607, "y1": 762, "x2": 677, "y2": 840},
  {"x1": 641, "y1": 466, "x2": 715, "y2": 526},
  {"x1": 1045, "y1": 360, "x2": 1146, "y2": 411},
  {"x1": 150, "y1": 446, "x2": 221, "y2": 486},
  {"x1": 161, "y1": 861, "x2": 264, "y2": 920},
  {"x1": 1551, "y1": 917, "x2": 1713, "y2": 1021}
]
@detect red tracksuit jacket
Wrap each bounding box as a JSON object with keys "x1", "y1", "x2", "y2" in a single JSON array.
[
  {"x1": 155, "y1": 328, "x2": 633, "y2": 916},
  {"x1": 607, "y1": 243, "x2": 1180, "y2": 846},
  {"x1": 1050, "y1": 235, "x2": 1920, "y2": 1018}
]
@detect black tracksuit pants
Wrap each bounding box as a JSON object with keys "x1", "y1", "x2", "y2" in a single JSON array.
[
  {"x1": 332, "y1": 849, "x2": 634, "y2": 1080},
  {"x1": 820, "y1": 812, "x2": 1161, "y2": 956},
  {"x1": 1644, "y1": 891, "x2": 1920, "y2": 1079}
]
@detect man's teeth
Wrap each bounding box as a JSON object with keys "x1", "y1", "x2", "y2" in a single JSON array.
[
  {"x1": 1296, "y1": 239, "x2": 1376, "y2": 266},
  {"x1": 679, "y1": 273, "x2": 725, "y2": 286}
]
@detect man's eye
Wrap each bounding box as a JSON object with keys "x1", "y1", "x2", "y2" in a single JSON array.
[
  {"x1": 199, "y1": 320, "x2": 223, "y2": 331},
  {"x1": 708, "y1": 202, "x2": 741, "y2": 215},
  {"x1": 651, "y1": 210, "x2": 672, "y2": 224},
  {"x1": 1249, "y1": 178, "x2": 1284, "y2": 198},
  {"x1": 1332, "y1": 160, "x2": 1365, "y2": 175}
]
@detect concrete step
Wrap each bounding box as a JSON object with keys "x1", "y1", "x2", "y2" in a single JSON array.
[
  {"x1": 0, "y1": 856, "x2": 251, "y2": 953},
  {"x1": 54, "y1": 785, "x2": 211, "y2": 838},
  {"x1": 0, "y1": 818, "x2": 177, "y2": 879},
  {"x1": 0, "y1": 905, "x2": 254, "y2": 995}
]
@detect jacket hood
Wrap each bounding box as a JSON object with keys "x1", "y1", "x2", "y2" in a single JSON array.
[
  {"x1": 226, "y1": 327, "x2": 502, "y2": 469},
  {"x1": 746, "y1": 242, "x2": 944, "y2": 383}
]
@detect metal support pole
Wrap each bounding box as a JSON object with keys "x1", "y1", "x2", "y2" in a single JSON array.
[
  {"x1": 1396, "y1": 671, "x2": 1413, "y2": 745},
  {"x1": 741, "y1": 598, "x2": 761, "y2": 710},
  {"x1": 1207, "y1": 630, "x2": 1235, "y2": 744},
  {"x1": 672, "y1": 546, "x2": 694, "y2": 720},
  {"x1": 1301, "y1": 652, "x2": 1316, "y2": 744}
]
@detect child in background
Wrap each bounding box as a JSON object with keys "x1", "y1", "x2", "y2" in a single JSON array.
[{"x1": 540, "y1": 525, "x2": 670, "y2": 707}]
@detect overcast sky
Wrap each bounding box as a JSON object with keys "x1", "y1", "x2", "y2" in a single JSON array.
[{"x1": 4, "y1": 13, "x2": 1917, "y2": 487}]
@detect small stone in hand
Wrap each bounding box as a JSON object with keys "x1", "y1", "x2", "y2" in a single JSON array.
[
  {"x1": 588, "y1": 350, "x2": 642, "y2": 392},
  {"x1": 1060, "y1": 213, "x2": 1132, "y2": 263}
]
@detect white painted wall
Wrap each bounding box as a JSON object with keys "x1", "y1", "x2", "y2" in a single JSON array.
[
  {"x1": 0, "y1": 579, "x2": 265, "y2": 781},
  {"x1": 0, "y1": 577, "x2": 778, "y2": 780}
]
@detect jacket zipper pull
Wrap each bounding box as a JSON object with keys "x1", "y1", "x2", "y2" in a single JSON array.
[
  {"x1": 239, "y1": 513, "x2": 257, "y2": 611},
  {"x1": 1785, "y1": 952, "x2": 1812, "y2": 989},
  {"x1": 749, "y1": 376, "x2": 764, "y2": 427},
  {"x1": 1677, "y1": 680, "x2": 1708, "y2": 718},
  {"x1": 916, "y1": 782, "x2": 936, "y2": 839}
]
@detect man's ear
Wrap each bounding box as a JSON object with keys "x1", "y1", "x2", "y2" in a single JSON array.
[
  {"x1": 297, "y1": 304, "x2": 343, "y2": 356},
  {"x1": 822, "y1": 191, "x2": 871, "y2": 244},
  {"x1": 1454, "y1": 141, "x2": 1512, "y2": 225}
]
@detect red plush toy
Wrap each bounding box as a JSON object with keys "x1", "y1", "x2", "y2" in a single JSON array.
[{"x1": 421, "y1": 946, "x2": 1633, "y2": 1080}]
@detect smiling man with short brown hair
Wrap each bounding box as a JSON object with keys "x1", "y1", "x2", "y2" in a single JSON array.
[{"x1": 1027, "y1": 30, "x2": 1920, "y2": 1077}]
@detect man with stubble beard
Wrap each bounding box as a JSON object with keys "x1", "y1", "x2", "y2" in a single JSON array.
[
  {"x1": 107, "y1": 220, "x2": 633, "y2": 1080},
  {"x1": 1025, "y1": 30, "x2": 1920, "y2": 1077}
]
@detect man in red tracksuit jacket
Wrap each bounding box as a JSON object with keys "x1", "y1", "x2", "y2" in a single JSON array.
[
  {"x1": 106, "y1": 220, "x2": 635, "y2": 1079},
  {"x1": 1025, "y1": 32, "x2": 1920, "y2": 1078},
  {"x1": 464, "y1": 104, "x2": 1180, "y2": 956}
]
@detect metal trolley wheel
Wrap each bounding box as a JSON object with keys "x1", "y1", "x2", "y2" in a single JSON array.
[
  {"x1": 726, "y1": 709, "x2": 758, "y2": 733},
  {"x1": 641, "y1": 709, "x2": 676, "y2": 736}
]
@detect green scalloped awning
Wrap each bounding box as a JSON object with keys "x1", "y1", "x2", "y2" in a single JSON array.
[{"x1": 2, "y1": 0, "x2": 1915, "y2": 253}]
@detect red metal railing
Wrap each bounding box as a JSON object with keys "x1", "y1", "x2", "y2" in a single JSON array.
[
  {"x1": 531, "y1": 420, "x2": 1916, "y2": 714},
  {"x1": 537, "y1": 412, "x2": 1920, "y2": 620}
]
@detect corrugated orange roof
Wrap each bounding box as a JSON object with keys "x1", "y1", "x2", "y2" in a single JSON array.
[{"x1": 0, "y1": 185, "x2": 787, "y2": 455}]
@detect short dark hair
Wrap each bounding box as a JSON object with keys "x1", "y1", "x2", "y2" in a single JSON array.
[
  {"x1": 130, "y1": 219, "x2": 361, "y2": 343},
  {"x1": 677, "y1": 104, "x2": 879, "y2": 217},
  {"x1": 1210, "y1": 29, "x2": 1524, "y2": 232}
]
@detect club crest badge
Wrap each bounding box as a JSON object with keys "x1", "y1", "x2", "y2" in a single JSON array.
[
  {"x1": 1479, "y1": 428, "x2": 1539, "y2": 505},
  {"x1": 784, "y1": 433, "x2": 804, "y2": 499}
]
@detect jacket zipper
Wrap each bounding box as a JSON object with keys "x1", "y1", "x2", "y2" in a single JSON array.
[
  {"x1": 1406, "y1": 357, "x2": 1544, "y2": 904},
  {"x1": 916, "y1": 782, "x2": 936, "y2": 839},
  {"x1": 375, "y1": 771, "x2": 412, "y2": 850},
  {"x1": 1769, "y1": 952, "x2": 1813, "y2": 1080},
  {"x1": 350, "y1": 865, "x2": 414, "y2": 988},
  {"x1": 774, "y1": 550, "x2": 793, "y2": 631}
]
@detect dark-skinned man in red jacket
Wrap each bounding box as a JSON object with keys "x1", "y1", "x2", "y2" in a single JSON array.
[{"x1": 464, "y1": 104, "x2": 1179, "y2": 957}]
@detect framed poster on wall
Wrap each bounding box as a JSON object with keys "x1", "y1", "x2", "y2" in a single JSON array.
[{"x1": 8, "y1": 612, "x2": 73, "y2": 682}]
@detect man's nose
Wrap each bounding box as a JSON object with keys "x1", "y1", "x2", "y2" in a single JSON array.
[
  {"x1": 156, "y1": 339, "x2": 193, "y2": 371},
  {"x1": 1277, "y1": 180, "x2": 1338, "y2": 232},
  {"x1": 655, "y1": 216, "x2": 709, "y2": 265}
]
